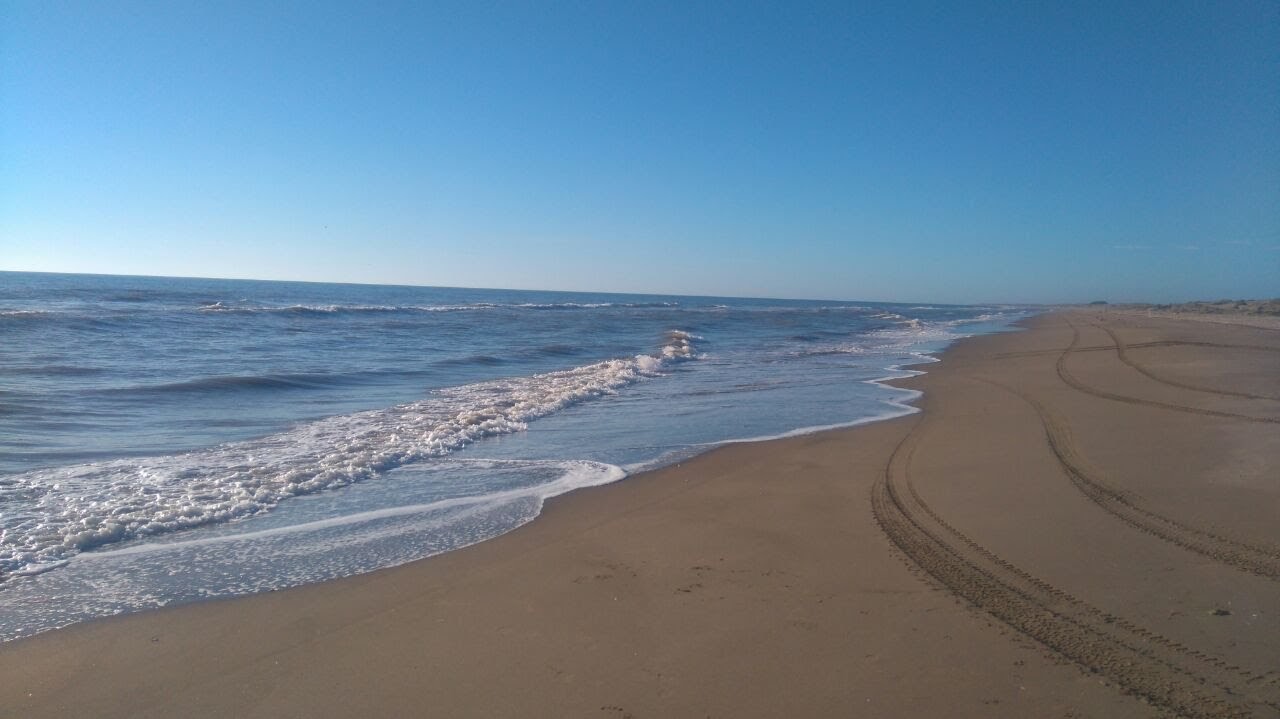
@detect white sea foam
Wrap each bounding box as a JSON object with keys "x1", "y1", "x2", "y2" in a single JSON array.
[
  {"x1": 946, "y1": 312, "x2": 1006, "y2": 324},
  {"x1": 0, "y1": 332, "x2": 700, "y2": 579},
  {"x1": 793, "y1": 319, "x2": 964, "y2": 358},
  {"x1": 512, "y1": 301, "x2": 678, "y2": 309},
  {"x1": 196, "y1": 301, "x2": 678, "y2": 314},
  {"x1": 0, "y1": 458, "x2": 625, "y2": 641},
  {"x1": 661, "y1": 356, "x2": 934, "y2": 458},
  {"x1": 199, "y1": 302, "x2": 477, "y2": 313},
  {"x1": 84, "y1": 459, "x2": 625, "y2": 558},
  {"x1": 696, "y1": 402, "x2": 920, "y2": 447},
  {"x1": 796, "y1": 344, "x2": 867, "y2": 357},
  {"x1": 866, "y1": 321, "x2": 963, "y2": 347}
]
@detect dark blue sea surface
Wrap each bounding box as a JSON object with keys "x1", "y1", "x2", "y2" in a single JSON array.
[{"x1": 0, "y1": 271, "x2": 1029, "y2": 639}]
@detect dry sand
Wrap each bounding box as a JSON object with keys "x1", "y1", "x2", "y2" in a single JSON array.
[
  {"x1": 1106, "y1": 300, "x2": 1280, "y2": 331},
  {"x1": 1, "y1": 311, "x2": 1277, "y2": 718}
]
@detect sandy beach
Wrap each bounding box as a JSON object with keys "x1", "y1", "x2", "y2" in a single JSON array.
[{"x1": 2, "y1": 309, "x2": 1277, "y2": 718}]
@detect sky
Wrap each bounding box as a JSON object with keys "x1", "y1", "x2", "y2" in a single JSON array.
[{"x1": 1, "y1": 1, "x2": 1277, "y2": 304}]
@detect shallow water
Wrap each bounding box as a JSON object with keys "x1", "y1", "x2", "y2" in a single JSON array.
[{"x1": 0, "y1": 271, "x2": 1029, "y2": 639}]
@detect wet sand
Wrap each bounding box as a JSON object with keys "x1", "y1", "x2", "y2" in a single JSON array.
[{"x1": 2, "y1": 310, "x2": 1277, "y2": 718}]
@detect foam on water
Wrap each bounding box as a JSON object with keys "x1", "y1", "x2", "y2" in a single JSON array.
[
  {"x1": 196, "y1": 300, "x2": 681, "y2": 314},
  {"x1": 0, "y1": 273, "x2": 1034, "y2": 641},
  {"x1": 789, "y1": 318, "x2": 965, "y2": 358},
  {"x1": 0, "y1": 331, "x2": 699, "y2": 580},
  {"x1": 867, "y1": 321, "x2": 966, "y2": 347},
  {"x1": 0, "y1": 458, "x2": 624, "y2": 640}
]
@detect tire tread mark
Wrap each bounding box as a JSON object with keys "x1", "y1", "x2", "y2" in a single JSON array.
[
  {"x1": 995, "y1": 340, "x2": 1280, "y2": 360},
  {"x1": 1094, "y1": 323, "x2": 1279, "y2": 402},
  {"x1": 980, "y1": 377, "x2": 1280, "y2": 579},
  {"x1": 1055, "y1": 323, "x2": 1279, "y2": 424},
  {"x1": 871, "y1": 418, "x2": 1279, "y2": 718}
]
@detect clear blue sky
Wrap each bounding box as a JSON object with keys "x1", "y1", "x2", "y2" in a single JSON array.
[{"x1": 2, "y1": 1, "x2": 1277, "y2": 303}]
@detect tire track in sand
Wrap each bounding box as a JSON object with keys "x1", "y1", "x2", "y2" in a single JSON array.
[
  {"x1": 995, "y1": 339, "x2": 1280, "y2": 361},
  {"x1": 1091, "y1": 322, "x2": 1280, "y2": 401},
  {"x1": 872, "y1": 418, "x2": 1280, "y2": 718},
  {"x1": 980, "y1": 377, "x2": 1280, "y2": 580},
  {"x1": 1055, "y1": 322, "x2": 1280, "y2": 425}
]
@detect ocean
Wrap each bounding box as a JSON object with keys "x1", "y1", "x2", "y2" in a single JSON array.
[{"x1": 0, "y1": 271, "x2": 1029, "y2": 640}]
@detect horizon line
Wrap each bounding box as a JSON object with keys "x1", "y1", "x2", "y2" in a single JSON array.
[{"x1": 0, "y1": 268, "x2": 1046, "y2": 308}]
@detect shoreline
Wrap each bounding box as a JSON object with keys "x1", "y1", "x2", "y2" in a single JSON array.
[
  {"x1": 3, "y1": 310, "x2": 1277, "y2": 717},
  {"x1": 0, "y1": 333, "x2": 952, "y2": 643}
]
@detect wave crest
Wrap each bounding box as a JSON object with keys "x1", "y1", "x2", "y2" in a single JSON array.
[
  {"x1": 0, "y1": 331, "x2": 703, "y2": 579},
  {"x1": 196, "y1": 300, "x2": 679, "y2": 315}
]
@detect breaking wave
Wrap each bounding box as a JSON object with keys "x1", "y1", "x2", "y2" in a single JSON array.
[
  {"x1": 0, "y1": 331, "x2": 702, "y2": 580},
  {"x1": 196, "y1": 300, "x2": 679, "y2": 314}
]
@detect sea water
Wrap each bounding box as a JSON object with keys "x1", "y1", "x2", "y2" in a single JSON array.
[{"x1": 0, "y1": 271, "x2": 1029, "y2": 639}]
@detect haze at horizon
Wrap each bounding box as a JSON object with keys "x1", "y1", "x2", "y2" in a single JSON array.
[{"x1": 2, "y1": 1, "x2": 1277, "y2": 304}]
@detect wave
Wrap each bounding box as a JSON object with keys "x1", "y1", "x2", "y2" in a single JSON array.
[
  {"x1": 709, "y1": 305, "x2": 872, "y2": 313},
  {"x1": 196, "y1": 300, "x2": 679, "y2": 315},
  {"x1": 656, "y1": 330, "x2": 699, "y2": 362},
  {"x1": 94, "y1": 368, "x2": 451, "y2": 397},
  {"x1": 945, "y1": 312, "x2": 1007, "y2": 325},
  {"x1": 512, "y1": 301, "x2": 679, "y2": 310},
  {"x1": 105, "y1": 292, "x2": 156, "y2": 303},
  {"x1": 0, "y1": 458, "x2": 628, "y2": 641},
  {"x1": 7, "y1": 365, "x2": 106, "y2": 377},
  {"x1": 433, "y1": 354, "x2": 509, "y2": 368},
  {"x1": 867, "y1": 321, "x2": 964, "y2": 347},
  {"x1": 797, "y1": 346, "x2": 868, "y2": 357},
  {"x1": 0, "y1": 309, "x2": 156, "y2": 331},
  {"x1": 432, "y1": 344, "x2": 589, "y2": 368},
  {"x1": 100, "y1": 372, "x2": 365, "y2": 395},
  {"x1": 199, "y1": 302, "x2": 426, "y2": 315},
  {"x1": 88, "y1": 459, "x2": 625, "y2": 558},
  {"x1": 788, "y1": 329, "x2": 854, "y2": 342},
  {"x1": 792, "y1": 320, "x2": 968, "y2": 358},
  {"x1": 0, "y1": 309, "x2": 55, "y2": 320},
  {"x1": 0, "y1": 331, "x2": 703, "y2": 580},
  {"x1": 530, "y1": 343, "x2": 580, "y2": 357}
]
